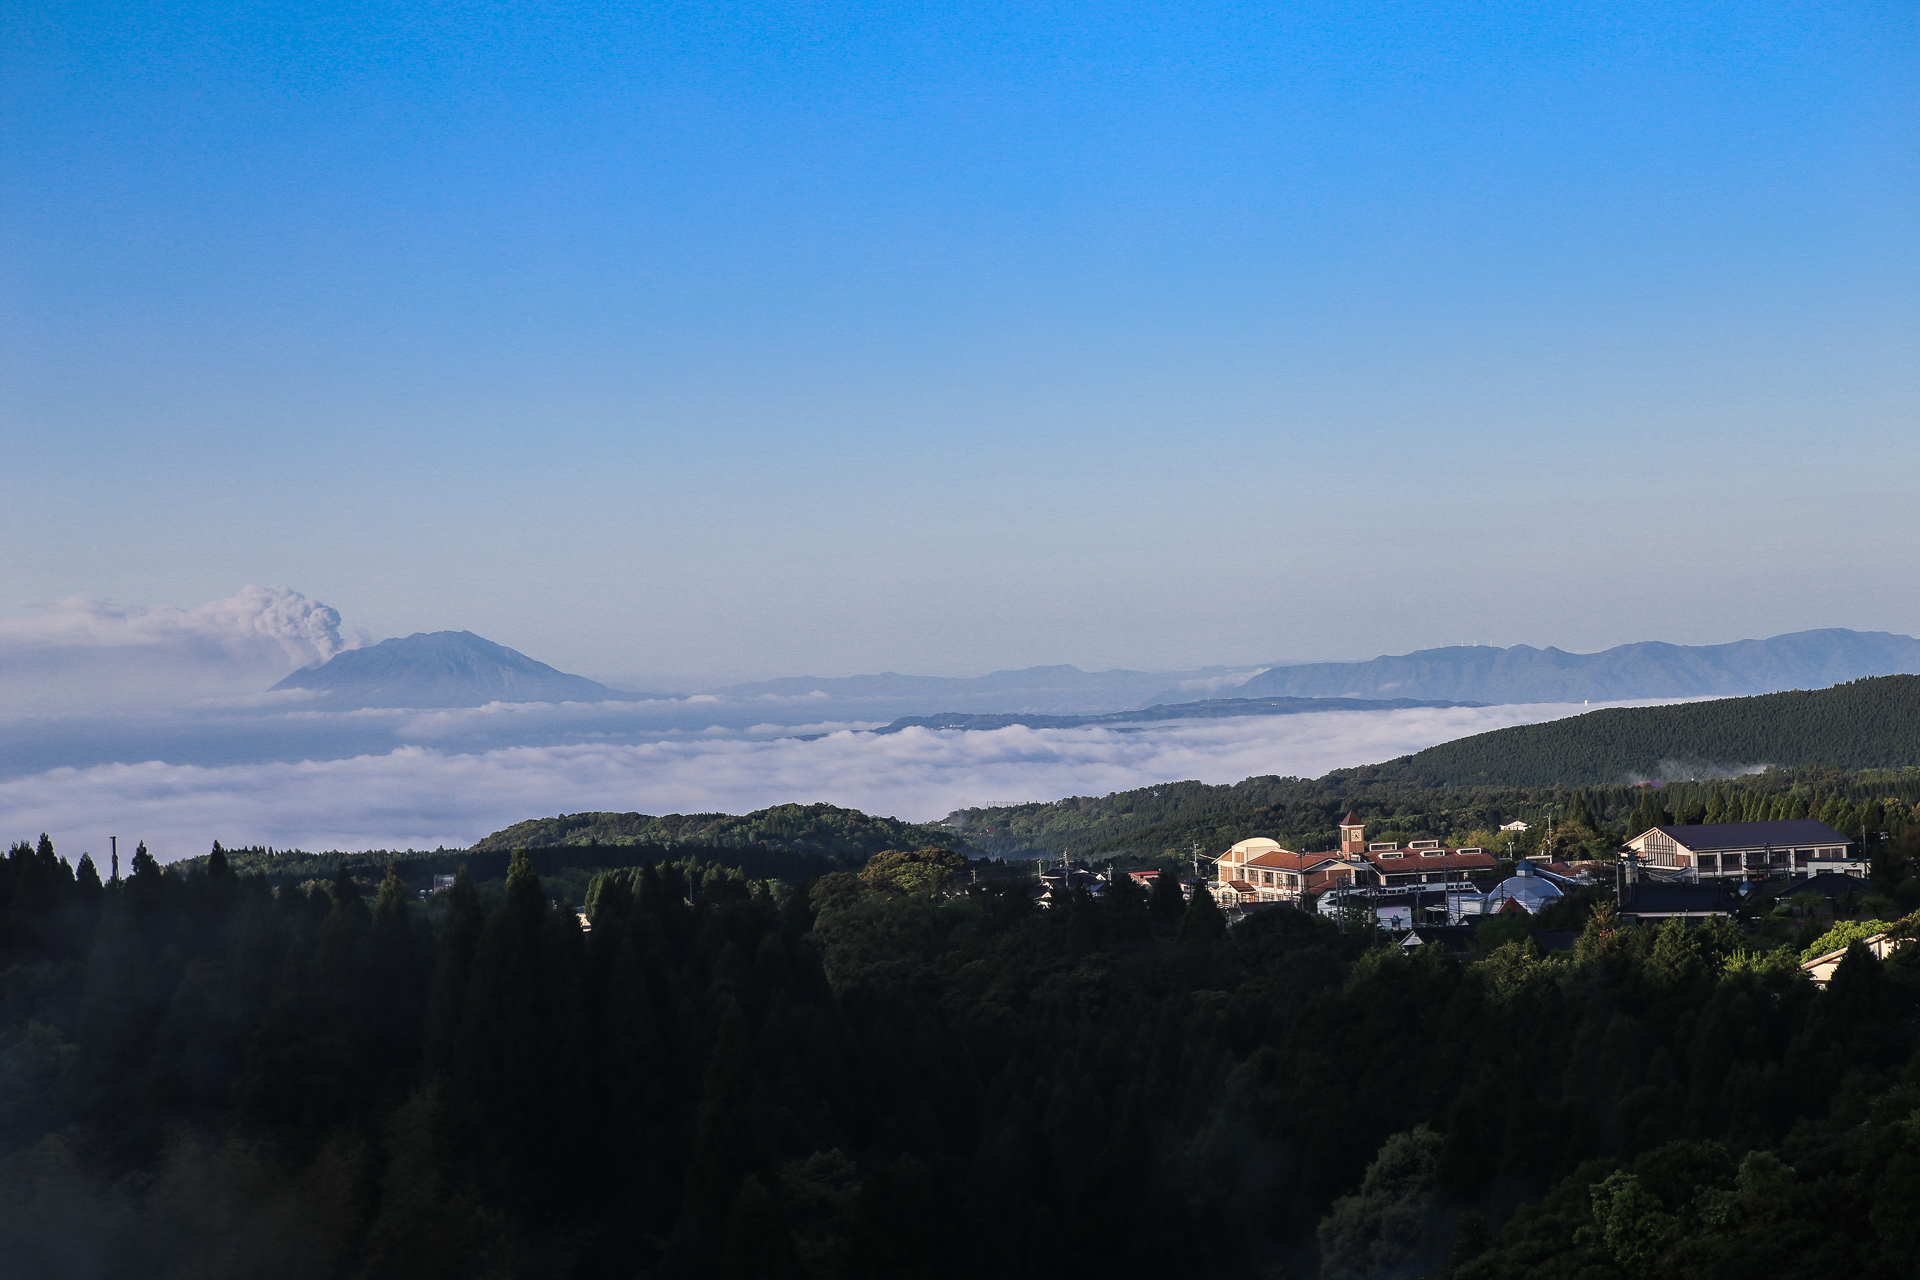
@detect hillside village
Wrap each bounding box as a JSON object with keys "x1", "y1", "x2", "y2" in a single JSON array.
[{"x1": 1021, "y1": 809, "x2": 1896, "y2": 980}]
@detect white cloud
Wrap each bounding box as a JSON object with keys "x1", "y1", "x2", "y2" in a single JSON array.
[
  {"x1": 0, "y1": 587, "x2": 346, "y2": 714},
  {"x1": 0, "y1": 702, "x2": 1602, "y2": 859}
]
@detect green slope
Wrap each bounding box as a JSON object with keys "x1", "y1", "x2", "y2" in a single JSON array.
[
  {"x1": 1373, "y1": 675, "x2": 1920, "y2": 787},
  {"x1": 470, "y1": 801, "x2": 965, "y2": 860}
]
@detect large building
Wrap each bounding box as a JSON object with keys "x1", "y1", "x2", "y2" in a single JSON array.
[
  {"x1": 1624, "y1": 819, "x2": 1859, "y2": 881},
  {"x1": 1213, "y1": 837, "x2": 1363, "y2": 905},
  {"x1": 1214, "y1": 812, "x2": 1499, "y2": 906}
]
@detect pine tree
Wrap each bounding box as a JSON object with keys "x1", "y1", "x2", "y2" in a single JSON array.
[
  {"x1": 74, "y1": 853, "x2": 103, "y2": 899},
  {"x1": 1148, "y1": 869, "x2": 1185, "y2": 926},
  {"x1": 1569, "y1": 792, "x2": 1597, "y2": 832},
  {"x1": 1177, "y1": 882, "x2": 1227, "y2": 944},
  {"x1": 207, "y1": 841, "x2": 233, "y2": 881},
  {"x1": 1705, "y1": 788, "x2": 1726, "y2": 824},
  {"x1": 424, "y1": 866, "x2": 484, "y2": 1077}
]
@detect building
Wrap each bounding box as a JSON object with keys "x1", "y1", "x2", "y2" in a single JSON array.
[
  {"x1": 1297, "y1": 814, "x2": 1504, "y2": 927},
  {"x1": 1500, "y1": 820, "x2": 1531, "y2": 833},
  {"x1": 1213, "y1": 833, "x2": 1366, "y2": 905},
  {"x1": 1624, "y1": 819, "x2": 1857, "y2": 882},
  {"x1": 1482, "y1": 862, "x2": 1564, "y2": 915},
  {"x1": 1802, "y1": 932, "x2": 1908, "y2": 987},
  {"x1": 1617, "y1": 879, "x2": 1738, "y2": 922}
]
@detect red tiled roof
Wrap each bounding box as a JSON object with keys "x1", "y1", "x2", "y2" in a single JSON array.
[{"x1": 1360, "y1": 848, "x2": 1498, "y2": 872}]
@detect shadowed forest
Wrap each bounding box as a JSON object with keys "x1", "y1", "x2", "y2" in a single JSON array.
[{"x1": 4, "y1": 835, "x2": 1920, "y2": 1279}]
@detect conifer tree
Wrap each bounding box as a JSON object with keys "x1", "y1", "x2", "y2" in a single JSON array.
[
  {"x1": 424, "y1": 866, "x2": 483, "y2": 1077},
  {"x1": 1148, "y1": 868, "x2": 1185, "y2": 926},
  {"x1": 1177, "y1": 881, "x2": 1227, "y2": 944},
  {"x1": 1569, "y1": 791, "x2": 1597, "y2": 832},
  {"x1": 1705, "y1": 788, "x2": 1726, "y2": 824}
]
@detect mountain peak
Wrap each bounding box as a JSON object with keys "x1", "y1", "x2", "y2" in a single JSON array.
[{"x1": 272, "y1": 630, "x2": 676, "y2": 709}]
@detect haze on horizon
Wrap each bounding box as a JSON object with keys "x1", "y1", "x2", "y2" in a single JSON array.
[{"x1": 7, "y1": 0, "x2": 1916, "y2": 694}]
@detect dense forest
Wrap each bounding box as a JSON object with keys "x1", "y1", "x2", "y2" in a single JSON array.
[
  {"x1": 472, "y1": 803, "x2": 966, "y2": 859},
  {"x1": 952, "y1": 765, "x2": 1920, "y2": 869},
  {"x1": 1360, "y1": 674, "x2": 1920, "y2": 787},
  {"x1": 8, "y1": 829, "x2": 1920, "y2": 1278}
]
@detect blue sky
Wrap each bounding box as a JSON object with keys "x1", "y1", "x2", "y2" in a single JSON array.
[{"x1": 6, "y1": 0, "x2": 1915, "y2": 689}]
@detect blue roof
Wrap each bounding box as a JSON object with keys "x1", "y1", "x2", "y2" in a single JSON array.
[{"x1": 1651, "y1": 819, "x2": 1848, "y2": 852}]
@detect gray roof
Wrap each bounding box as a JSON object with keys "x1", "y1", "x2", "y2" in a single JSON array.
[
  {"x1": 1653, "y1": 819, "x2": 1849, "y2": 852},
  {"x1": 1624, "y1": 881, "x2": 1737, "y2": 915},
  {"x1": 1793, "y1": 871, "x2": 1869, "y2": 899}
]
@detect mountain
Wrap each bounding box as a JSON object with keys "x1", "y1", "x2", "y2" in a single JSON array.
[
  {"x1": 1356, "y1": 673, "x2": 1920, "y2": 787},
  {"x1": 1234, "y1": 628, "x2": 1920, "y2": 704},
  {"x1": 861, "y1": 694, "x2": 1481, "y2": 735},
  {"x1": 271, "y1": 631, "x2": 678, "y2": 708},
  {"x1": 704, "y1": 663, "x2": 1261, "y2": 716}
]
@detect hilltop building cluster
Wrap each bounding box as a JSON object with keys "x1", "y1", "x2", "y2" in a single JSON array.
[{"x1": 1200, "y1": 810, "x2": 1863, "y2": 934}]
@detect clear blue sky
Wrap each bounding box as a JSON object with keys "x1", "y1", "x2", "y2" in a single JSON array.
[{"x1": 5, "y1": 0, "x2": 1915, "y2": 689}]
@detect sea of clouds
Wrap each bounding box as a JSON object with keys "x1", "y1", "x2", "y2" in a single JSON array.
[
  {"x1": 0, "y1": 586, "x2": 1654, "y2": 862},
  {"x1": 1, "y1": 702, "x2": 1602, "y2": 860}
]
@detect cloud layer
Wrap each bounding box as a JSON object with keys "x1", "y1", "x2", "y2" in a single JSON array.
[
  {"x1": 0, "y1": 587, "x2": 347, "y2": 714},
  {"x1": 1, "y1": 702, "x2": 1597, "y2": 859}
]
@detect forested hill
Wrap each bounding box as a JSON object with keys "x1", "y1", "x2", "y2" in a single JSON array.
[
  {"x1": 1368, "y1": 674, "x2": 1920, "y2": 787},
  {"x1": 472, "y1": 802, "x2": 967, "y2": 859}
]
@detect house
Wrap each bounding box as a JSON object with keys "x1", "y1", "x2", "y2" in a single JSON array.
[
  {"x1": 1399, "y1": 924, "x2": 1476, "y2": 956},
  {"x1": 1029, "y1": 865, "x2": 1110, "y2": 908},
  {"x1": 1793, "y1": 871, "x2": 1874, "y2": 903},
  {"x1": 1801, "y1": 933, "x2": 1908, "y2": 987},
  {"x1": 1624, "y1": 819, "x2": 1856, "y2": 881},
  {"x1": 1500, "y1": 820, "x2": 1531, "y2": 833}
]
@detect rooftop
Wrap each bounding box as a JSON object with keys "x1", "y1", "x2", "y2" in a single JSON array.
[{"x1": 1647, "y1": 819, "x2": 1849, "y2": 852}]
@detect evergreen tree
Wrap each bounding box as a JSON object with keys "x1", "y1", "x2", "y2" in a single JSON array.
[
  {"x1": 1177, "y1": 881, "x2": 1227, "y2": 944},
  {"x1": 1705, "y1": 787, "x2": 1726, "y2": 824},
  {"x1": 424, "y1": 866, "x2": 484, "y2": 1077},
  {"x1": 1569, "y1": 791, "x2": 1597, "y2": 832},
  {"x1": 1148, "y1": 868, "x2": 1185, "y2": 926}
]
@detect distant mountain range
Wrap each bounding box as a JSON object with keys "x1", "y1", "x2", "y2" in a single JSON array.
[
  {"x1": 1236, "y1": 629, "x2": 1920, "y2": 704},
  {"x1": 860, "y1": 695, "x2": 1480, "y2": 735},
  {"x1": 272, "y1": 631, "x2": 679, "y2": 709},
  {"x1": 264, "y1": 625, "x2": 1920, "y2": 717},
  {"x1": 705, "y1": 663, "x2": 1259, "y2": 716}
]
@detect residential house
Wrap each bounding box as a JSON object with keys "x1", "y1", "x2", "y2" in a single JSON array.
[{"x1": 1801, "y1": 932, "x2": 1909, "y2": 987}]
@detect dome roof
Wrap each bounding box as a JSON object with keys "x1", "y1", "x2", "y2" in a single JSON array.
[
  {"x1": 1227, "y1": 837, "x2": 1285, "y2": 856},
  {"x1": 1484, "y1": 871, "x2": 1564, "y2": 915}
]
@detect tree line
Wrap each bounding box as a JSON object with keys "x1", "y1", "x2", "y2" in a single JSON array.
[{"x1": 3, "y1": 833, "x2": 1919, "y2": 1278}]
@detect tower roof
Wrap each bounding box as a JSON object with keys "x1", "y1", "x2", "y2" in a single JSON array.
[{"x1": 1340, "y1": 810, "x2": 1362, "y2": 827}]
